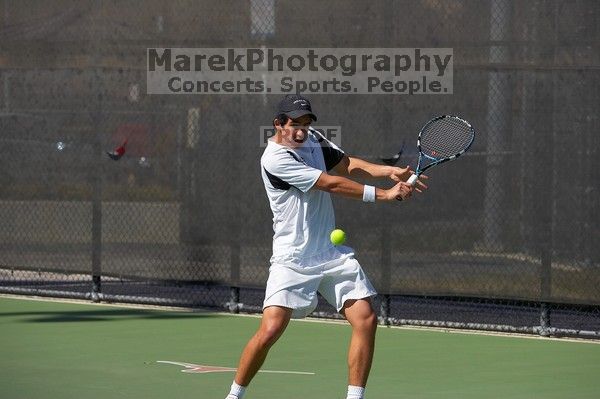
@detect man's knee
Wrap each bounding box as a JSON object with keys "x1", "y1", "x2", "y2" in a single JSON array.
[
  {"x1": 358, "y1": 310, "x2": 378, "y2": 332},
  {"x1": 344, "y1": 300, "x2": 378, "y2": 332},
  {"x1": 257, "y1": 320, "x2": 287, "y2": 348},
  {"x1": 255, "y1": 307, "x2": 291, "y2": 348}
]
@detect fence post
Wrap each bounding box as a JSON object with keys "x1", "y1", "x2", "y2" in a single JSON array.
[
  {"x1": 227, "y1": 94, "x2": 243, "y2": 314},
  {"x1": 229, "y1": 243, "x2": 241, "y2": 314},
  {"x1": 229, "y1": 285, "x2": 240, "y2": 314},
  {"x1": 379, "y1": 294, "x2": 391, "y2": 327},
  {"x1": 91, "y1": 117, "x2": 102, "y2": 302},
  {"x1": 540, "y1": 302, "x2": 550, "y2": 336},
  {"x1": 483, "y1": 0, "x2": 511, "y2": 251},
  {"x1": 539, "y1": 247, "x2": 552, "y2": 336},
  {"x1": 379, "y1": 223, "x2": 391, "y2": 326},
  {"x1": 90, "y1": 52, "x2": 103, "y2": 302}
]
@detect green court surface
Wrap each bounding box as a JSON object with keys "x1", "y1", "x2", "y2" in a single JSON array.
[{"x1": 1, "y1": 296, "x2": 599, "y2": 399}]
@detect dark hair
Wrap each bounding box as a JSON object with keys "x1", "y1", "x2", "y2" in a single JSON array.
[{"x1": 273, "y1": 113, "x2": 289, "y2": 127}]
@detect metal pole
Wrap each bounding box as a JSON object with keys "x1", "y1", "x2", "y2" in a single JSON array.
[
  {"x1": 379, "y1": 224, "x2": 391, "y2": 326},
  {"x1": 377, "y1": 0, "x2": 394, "y2": 327},
  {"x1": 538, "y1": 0, "x2": 562, "y2": 335},
  {"x1": 379, "y1": 294, "x2": 391, "y2": 327},
  {"x1": 3, "y1": 0, "x2": 8, "y2": 113},
  {"x1": 483, "y1": 0, "x2": 511, "y2": 251},
  {"x1": 539, "y1": 249, "x2": 551, "y2": 336},
  {"x1": 90, "y1": 6, "x2": 102, "y2": 302},
  {"x1": 91, "y1": 96, "x2": 103, "y2": 302},
  {"x1": 229, "y1": 285, "x2": 240, "y2": 314},
  {"x1": 91, "y1": 175, "x2": 102, "y2": 301},
  {"x1": 518, "y1": 1, "x2": 538, "y2": 257},
  {"x1": 227, "y1": 50, "x2": 245, "y2": 316}
]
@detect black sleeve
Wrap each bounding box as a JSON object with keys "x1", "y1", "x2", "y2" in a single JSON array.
[
  {"x1": 321, "y1": 144, "x2": 344, "y2": 171},
  {"x1": 310, "y1": 128, "x2": 345, "y2": 171}
]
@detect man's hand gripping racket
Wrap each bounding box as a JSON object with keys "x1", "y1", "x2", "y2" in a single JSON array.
[{"x1": 405, "y1": 115, "x2": 475, "y2": 187}]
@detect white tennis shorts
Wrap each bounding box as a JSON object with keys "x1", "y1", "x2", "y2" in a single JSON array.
[{"x1": 263, "y1": 246, "x2": 377, "y2": 318}]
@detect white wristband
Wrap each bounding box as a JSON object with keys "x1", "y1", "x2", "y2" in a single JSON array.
[{"x1": 362, "y1": 185, "x2": 376, "y2": 203}]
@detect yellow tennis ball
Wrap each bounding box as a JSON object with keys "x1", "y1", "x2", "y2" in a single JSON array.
[{"x1": 330, "y1": 229, "x2": 346, "y2": 245}]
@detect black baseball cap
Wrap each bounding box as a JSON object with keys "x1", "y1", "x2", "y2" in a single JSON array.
[{"x1": 276, "y1": 94, "x2": 317, "y2": 121}]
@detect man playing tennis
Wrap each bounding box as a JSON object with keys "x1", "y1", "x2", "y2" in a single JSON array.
[{"x1": 225, "y1": 94, "x2": 426, "y2": 399}]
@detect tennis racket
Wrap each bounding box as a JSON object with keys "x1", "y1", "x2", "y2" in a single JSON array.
[{"x1": 406, "y1": 115, "x2": 475, "y2": 186}]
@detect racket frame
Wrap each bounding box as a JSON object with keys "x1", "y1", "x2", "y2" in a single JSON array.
[{"x1": 407, "y1": 115, "x2": 474, "y2": 185}]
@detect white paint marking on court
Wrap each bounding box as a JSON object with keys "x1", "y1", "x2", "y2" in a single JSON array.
[
  {"x1": 382, "y1": 324, "x2": 584, "y2": 343},
  {"x1": 157, "y1": 360, "x2": 315, "y2": 375},
  {"x1": 3, "y1": 294, "x2": 598, "y2": 345}
]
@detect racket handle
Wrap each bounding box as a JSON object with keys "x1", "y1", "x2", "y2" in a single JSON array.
[{"x1": 407, "y1": 174, "x2": 418, "y2": 186}]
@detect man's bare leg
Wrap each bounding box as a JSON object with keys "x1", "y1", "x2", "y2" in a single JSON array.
[
  {"x1": 341, "y1": 298, "x2": 378, "y2": 396},
  {"x1": 234, "y1": 306, "x2": 293, "y2": 386}
]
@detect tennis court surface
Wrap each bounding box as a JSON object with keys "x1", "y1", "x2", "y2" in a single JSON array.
[{"x1": 1, "y1": 296, "x2": 599, "y2": 399}]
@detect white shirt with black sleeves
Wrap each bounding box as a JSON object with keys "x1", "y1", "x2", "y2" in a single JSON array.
[{"x1": 260, "y1": 127, "x2": 345, "y2": 264}]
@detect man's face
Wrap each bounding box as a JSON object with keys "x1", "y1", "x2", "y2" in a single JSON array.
[{"x1": 278, "y1": 115, "x2": 313, "y2": 147}]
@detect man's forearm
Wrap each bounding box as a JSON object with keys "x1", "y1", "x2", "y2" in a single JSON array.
[
  {"x1": 347, "y1": 157, "x2": 392, "y2": 179},
  {"x1": 314, "y1": 173, "x2": 387, "y2": 201}
]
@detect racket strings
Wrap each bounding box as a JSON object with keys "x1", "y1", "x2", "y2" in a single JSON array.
[{"x1": 420, "y1": 117, "x2": 473, "y2": 158}]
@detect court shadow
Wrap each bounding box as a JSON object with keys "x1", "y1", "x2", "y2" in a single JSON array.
[{"x1": 0, "y1": 308, "x2": 224, "y2": 323}]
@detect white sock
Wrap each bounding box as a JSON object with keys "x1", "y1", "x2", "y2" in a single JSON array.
[
  {"x1": 346, "y1": 385, "x2": 365, "y2": 399},
  {"x1": 225, "y1": 381, "x2": 246, "y2": 399}
]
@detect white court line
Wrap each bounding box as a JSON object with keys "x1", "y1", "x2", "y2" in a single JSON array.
[
  {"x1": 2, "y1": 294, "x2": 599, "y2": 345},
  {"x1": 156, "y1": 360, "x2": 315, "y2": 375}
]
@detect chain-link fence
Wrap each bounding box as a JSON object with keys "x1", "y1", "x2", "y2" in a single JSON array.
[{"x1": 0, "y1": 0, "x2": 598, "y2": 337}]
